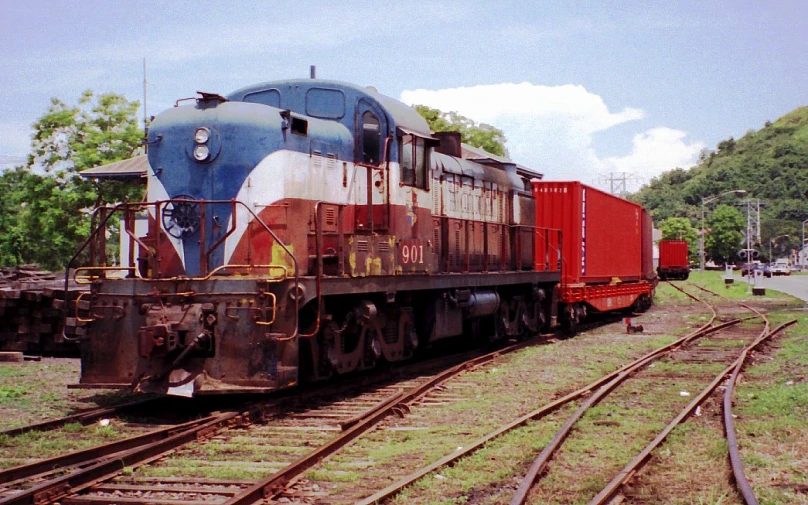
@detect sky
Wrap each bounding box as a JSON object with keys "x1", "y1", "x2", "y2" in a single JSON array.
[{"x1": 1, "y1": 1, "x2": 806, "y2": 187}]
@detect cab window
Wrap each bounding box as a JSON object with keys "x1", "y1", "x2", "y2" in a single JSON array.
[
  {"x1": 362, "y1": 112, "x2": 380, "y2": 165},
  {"x1": 399, "y1": 134, "x2": 429, "y2": 190}
]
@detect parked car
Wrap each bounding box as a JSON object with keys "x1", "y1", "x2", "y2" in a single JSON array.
[
  {"x1": 741, "y1": 262, "x2": 758, "y2": 276},
  {"x1": 771, "y1": 260, "x2": 791, "y2": 276},
  {"x1": 741, "y1": 262, "x2": 771, "y2": 277}
]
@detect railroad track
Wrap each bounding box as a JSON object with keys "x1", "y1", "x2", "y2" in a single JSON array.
[
  {"x1": 0, "y1": 338, "x2": 539, "y2": 505},
  {"x1": 348, "y1": 284, "x2": 794, "y2": 505}
]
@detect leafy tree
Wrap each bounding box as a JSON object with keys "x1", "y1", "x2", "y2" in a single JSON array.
[
  {"x1": 705, "y1": 204, "x2": 745, "y2": 263},
  {"x1": 658, "y1": 217, "x2": 699, "y2": 258},
  {"x1": 414, "y1": 105, "x2": 508, "y2": 157},
  {"x1": 0, "y1": 167, "x2": 32, "y2": 266},
  {"x1": 1, "y1": 91, "x2": 143, "y2": 270},
  {"x1": 633, "y1": 106, "x2": 808, "y2": 262}
]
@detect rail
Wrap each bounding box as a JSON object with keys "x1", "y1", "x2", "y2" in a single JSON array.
[
  {"x1": 356, "y1": 303, "x2": 727, "y2": 505},
  {"x1": 588, "y1": 319, "x2": 795, "y2": 505}
]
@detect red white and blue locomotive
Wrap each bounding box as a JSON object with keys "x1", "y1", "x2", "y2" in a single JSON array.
[{"x1": 72, "y1": 78, "x2": 654, "y2": 396}]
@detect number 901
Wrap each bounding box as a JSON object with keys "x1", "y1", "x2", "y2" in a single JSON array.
[{"x1": 401, "y1": 243, "x2": 424, "y2": 264}]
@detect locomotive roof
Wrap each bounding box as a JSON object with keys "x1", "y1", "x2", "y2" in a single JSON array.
[{"x1": 226, "y1": 79, "x2": 432, "y2": 137}]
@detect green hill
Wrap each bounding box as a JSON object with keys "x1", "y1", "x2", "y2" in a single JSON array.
[{"x1": 632, "y1": 106, "x2": 808, "y2": 260}]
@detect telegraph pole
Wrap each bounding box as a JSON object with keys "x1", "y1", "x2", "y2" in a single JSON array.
[{"x1": 143, "y1": 57, "x2": 149, "y2": 153}]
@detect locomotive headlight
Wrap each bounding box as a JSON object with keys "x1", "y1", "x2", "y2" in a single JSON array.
[
  {"x1": 194, "y1": 127, "x2": 210, "y2": 144},
  {"x1": 193, "y1": 144, "x2": 210, "y2": 161}
]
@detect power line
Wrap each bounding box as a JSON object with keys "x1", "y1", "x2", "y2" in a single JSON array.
[{"x1": 597, "y1": 172, "x2": 644, "y2": 197}]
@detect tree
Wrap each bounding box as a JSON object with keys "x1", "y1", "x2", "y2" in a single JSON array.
[
  {"x1": 0, "y1": 167, "x2": 32, "y2": 266},
  {"x1": 705, "y1": 204, "x2": 745, "y2": 264},
  {"x1": 632, "y1": 106, "x2": 808, "y2": 263},
  {"x1": 414, "y1": 105, "x2": 508, "y2": 157},
  {"x1": 1, "y1": 91, "x2": 144, "y2": 270},
  {"x1": 658, "y1": 217, "x2": 699, "y2": 259}
]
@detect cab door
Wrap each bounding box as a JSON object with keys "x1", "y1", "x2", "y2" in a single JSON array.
[{"x1": 355, "y1": 100, "x2": 388, "y2": 231}]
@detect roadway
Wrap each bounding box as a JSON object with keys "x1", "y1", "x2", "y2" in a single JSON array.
[{"x1": 733, "y1": 273, "x2": 808, "y2": 302}]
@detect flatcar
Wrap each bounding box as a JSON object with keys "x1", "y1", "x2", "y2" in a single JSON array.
[
  {"x1": 67, "y1": 78, "x2": 654, "y2": 396},
  {"x1": 532, "y1": 181, "x2": 655, "y2": 334},
  {"x1": 657, "y1": 239, "x2": 690, "y2": 280}
]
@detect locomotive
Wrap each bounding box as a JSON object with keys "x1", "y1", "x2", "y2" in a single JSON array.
[{"x1": 70, "y1": 78, "x2": 654, "y2": 396}]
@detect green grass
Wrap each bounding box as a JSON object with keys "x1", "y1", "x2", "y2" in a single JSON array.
[
  {"x1": 0, "y1": 358, "x2": 132, "y2": 432},
  {"x1": 666, "y1": 270, "x2": 799, "y2": 303},
  {"x1": 734, "y1": 307, "x2": 808, "y2": 504},
  {"x1": 0, "y1": 386, "x2": 27, "y2": 401}
]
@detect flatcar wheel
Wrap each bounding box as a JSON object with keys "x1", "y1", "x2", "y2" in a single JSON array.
[
  {"x1": 560, "y1": 304, "x2": 579, "y2": 338},
  {"x1": 636, "y1": 294, "x2": 652, "y2": 312}
]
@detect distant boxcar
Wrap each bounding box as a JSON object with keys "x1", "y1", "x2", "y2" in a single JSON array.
[{"x1": 657, "y1": 239, "x2": 689, "y2": 280}]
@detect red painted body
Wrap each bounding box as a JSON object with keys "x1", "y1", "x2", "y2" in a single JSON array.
[
  {"x1": 532, "y1": 181, "x2": 643, "y2": 285},
  {"x1": 657, "y1": 239, "x2": 690, "y2": 280},
  {"x1": 658, "y1": 240, "x2": 689, "y2": 269},
  {"x1": 531, "y1": 180, "x2": 654, "y2": 317}
]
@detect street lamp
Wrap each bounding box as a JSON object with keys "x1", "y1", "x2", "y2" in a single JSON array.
[
  {"x1": 769, "y1": 234, "x2": 789, "y2": 267},
  {"x1": 700, "y1": 189, "x2": 747, "y2": 272}
]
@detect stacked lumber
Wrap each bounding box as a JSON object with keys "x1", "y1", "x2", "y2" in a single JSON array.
[
  {"x1": 0, "y1": 264, "x2": 57, "y2": 284},
  {"x1": 0, "y1": 265, "x2": 87, "y2": 356}
]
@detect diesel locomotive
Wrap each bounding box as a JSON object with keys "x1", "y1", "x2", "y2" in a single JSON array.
[{"x1": 69, "y1": 78, "x2": 654, "y2": 396}]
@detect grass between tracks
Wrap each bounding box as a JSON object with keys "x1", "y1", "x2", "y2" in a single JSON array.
[
  {"x1": 335, "y1": 311, "x2": 689, "y2": 504},
  {"x1": 381, "y1": 283, "x2": 807, "y2": 505}
]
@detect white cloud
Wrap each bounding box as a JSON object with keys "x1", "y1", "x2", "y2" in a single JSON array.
[
  {"x1": 400, "y1": 82, "x2": 702, "y2": 183},
  {"x1": 604, "y1": 127, "x2": 705, "y2": 178}
]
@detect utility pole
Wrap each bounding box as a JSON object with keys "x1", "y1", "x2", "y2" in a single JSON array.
[
  {"x1": 598, "y1": 172, "x2": 642, "y2": 197},
  {"x1": 735, "y1": 198, "x2": 765, "y2": 293},
  {"x1": 143, "y1": 57, "x2": 149, "y2": 153},
  {"x1": 737, "y1": 198, "x2": 765, "y2": 250}
]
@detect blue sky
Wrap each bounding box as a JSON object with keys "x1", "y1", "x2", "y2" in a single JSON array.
[{"x1": 1, "y1": 1, "x2": 806, "y2": 185}]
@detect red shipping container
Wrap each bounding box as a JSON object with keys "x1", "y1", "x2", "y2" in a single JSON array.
[
  {"x1": 658, "y1": 240, "x2": 689, "y2": 269},
  {"x1": 532, "y1": 181, "x2": 643, "y2": 285}
]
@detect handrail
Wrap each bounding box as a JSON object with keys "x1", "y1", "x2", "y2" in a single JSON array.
[
  {"x1": 67, "y1": 198, "x2": 298, "y2": 281},
  {"x1": 298, "y1": 201, "x2": 331, "y2": 338},
  {"x1": 62, "y1": 197, "x2": 301, "y2": 339},
  {"x1": 74, "y1": 266, "x2": 140, "y2": 284},
  {"x1": 533, "y1": 227, "x2": 564, "y2": 273},
  {"x1": 62, "y1": 202, "x2": 143, "y2": 342}
]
